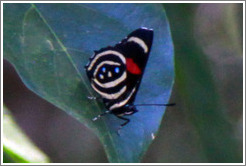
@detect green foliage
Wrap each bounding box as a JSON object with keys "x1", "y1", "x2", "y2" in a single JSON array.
[
  {"x1": 4, "y1": 3, "x2": 242, "y2": 163},
  {"x1": 3, "y1": 106, "x2": 50, "y2": 163},
  {"x1": 3, "y1": 3, "x2": 174, "y2": 162},
  {"x1": 164, "y1": 4, "x2": 242, "y2": 162}
]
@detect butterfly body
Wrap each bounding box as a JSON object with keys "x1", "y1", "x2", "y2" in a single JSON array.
[{"x1": 85, "y1": 28, "x2": 153, "y2": 127}]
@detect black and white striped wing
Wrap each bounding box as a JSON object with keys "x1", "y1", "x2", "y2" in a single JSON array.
[{"x1": 85, "y1": 28, "x2": 153, "y2": 112}]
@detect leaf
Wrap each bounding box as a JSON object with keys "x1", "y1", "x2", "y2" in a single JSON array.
[
  {"x1": 3, "y1": 3, "x2": 174, "y2": 162},
  {"x1": 3, "y1": 105, "x2": 50, "y2": 163}
]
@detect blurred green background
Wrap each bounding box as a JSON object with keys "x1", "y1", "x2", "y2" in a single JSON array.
[{"x1": 3, "y1": 3, "x2": 243, "y2": 163}]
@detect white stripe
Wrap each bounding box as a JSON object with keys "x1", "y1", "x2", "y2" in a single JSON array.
[
  {"x1": 93, "y1": 72, "x2": 126, "y2": 89},
  {"x1": 109, "y1": 87, "x2": 136, "y2": 110},
  {"x1": 87, "y1": 50, "x2": 126, "y2": 71},
  {"x1": 93, "y1": 61, "x2": 121, "y2": 77},
  {"x1": 127, "y1": 37, "x2": 148, "y2": 53},
  {"x1": 91, "y1": 84, "x2": 127, "y2": 100}
]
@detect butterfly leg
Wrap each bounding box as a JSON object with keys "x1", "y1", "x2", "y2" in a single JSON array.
[
  {"x1": 92, "y1": 110, "x2": 111, "y2": 121},
  {"x1": 116, "y1": 116, "x2": 130, "y2": 135},
  {"x1": 118, "y1": 116, "x2": 130, "y2": 127}
]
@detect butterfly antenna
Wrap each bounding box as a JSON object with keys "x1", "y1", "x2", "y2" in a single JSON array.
[{"x1": 134, "y1": 103, "x2": 176, "y2": 107}]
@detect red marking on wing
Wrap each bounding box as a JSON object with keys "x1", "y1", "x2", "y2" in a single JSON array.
[{"x1": 126, "y1": 58, "x2": 141, "y2": 75}]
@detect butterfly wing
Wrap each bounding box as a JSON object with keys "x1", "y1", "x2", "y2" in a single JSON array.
[{"x1": 85, "y1": 28, "x2": 153, "y2": 113}]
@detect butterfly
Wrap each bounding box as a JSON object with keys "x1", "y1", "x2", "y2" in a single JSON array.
[{"x1": 85, "y1": 28, "x2": 174, "y2": 129}]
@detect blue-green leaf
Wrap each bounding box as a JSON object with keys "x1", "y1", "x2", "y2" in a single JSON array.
[{"x1": 3, "y1": 3, "x2": 174, "y2": 162}]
